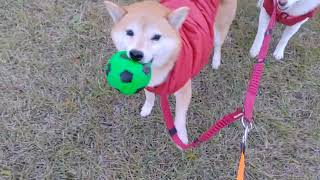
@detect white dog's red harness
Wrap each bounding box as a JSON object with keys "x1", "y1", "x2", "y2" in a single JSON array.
[{"x1": 264, "y1": 0, "x2": 318, "y2": 26}]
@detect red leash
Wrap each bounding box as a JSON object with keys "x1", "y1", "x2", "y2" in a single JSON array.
[
  {"x1": 243, "y1": 0, "x2": 277, "y2": 122},
  {"x1": 159, "y1": 0, "x2": 278, "y2": 150}
]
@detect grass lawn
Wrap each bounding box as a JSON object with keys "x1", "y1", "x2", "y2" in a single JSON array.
[{"x1": 1, "y1": 0, "x2": 319, "y2": 179}]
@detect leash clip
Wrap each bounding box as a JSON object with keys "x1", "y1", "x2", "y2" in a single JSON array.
[{"x1": 241, "y1": 117, "x2": 252, "y2": 144}]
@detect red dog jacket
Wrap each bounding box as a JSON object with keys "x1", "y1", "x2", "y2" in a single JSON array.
[
  {"x1": 263, "y1": 0, "x2": 318, "y2": 26},
  {"x1": 146, "y1": 0, "x2": 219, "y2": 95}
]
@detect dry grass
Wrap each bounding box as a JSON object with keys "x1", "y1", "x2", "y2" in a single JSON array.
[{"x1": 0, "y1": 0, "x2": 319, "y2": 179}]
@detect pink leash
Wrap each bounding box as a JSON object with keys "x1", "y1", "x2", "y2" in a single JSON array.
[
  {"x1": 160, "y1": 0, "x2": 278, "y2": 150},
  {"x1": 243, "y1": 1, "x2": 277, "y2": 122}
]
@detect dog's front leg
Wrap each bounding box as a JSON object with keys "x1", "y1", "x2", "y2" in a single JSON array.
[
  {"x1": 250, "y1": 8, "x2": 270, "y2": 58},
  {"x1": 140, "y1": 89, "x2": 155, "y2": 117},
  {"x1": 174, "y1": 80, "x2": 192, "y2": 144},
  {"x1": 257, "y1": 0, "x2": 263, "y2": 8},
  {"x1": 273, "y1": 19, "x2": 308, "y2": 60}
]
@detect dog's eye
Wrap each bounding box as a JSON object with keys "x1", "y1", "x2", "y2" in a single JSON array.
[
  {"x1": 126, "y1": 30, "x2": 134, "y2": 36},
  {"x1": 151, "y1": 34, "x2": 161, "y2": 41}
]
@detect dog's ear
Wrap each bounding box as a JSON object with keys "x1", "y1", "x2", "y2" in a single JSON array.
[
  {"x1": 104, "y1": 1, "x2": 127, "y2": 23},
  {"x1": 167, "y1": 7, "x2": 189, "y2": 30}
]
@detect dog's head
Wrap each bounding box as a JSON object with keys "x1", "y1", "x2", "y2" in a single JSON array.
[
  {"x1": 104, "y1": 1, "x2": 189, "y2": 67},
  {"x1": 277, "y1": 0, "x2": 301, "y2": 10}
]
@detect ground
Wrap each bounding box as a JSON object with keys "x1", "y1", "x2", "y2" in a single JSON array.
[{"x1": 0, "y1": 0, "x2": 319, "y2": 179}]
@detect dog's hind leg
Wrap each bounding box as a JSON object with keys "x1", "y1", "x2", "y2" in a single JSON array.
[
  {"x1": 140, "y1": 89, "x2": 155, "y2": 117},
  {"x1": 174, "y1": 80, "x2": 192, "y2": 144},
  {"x1": 273, "y1": 19, "x2": 308, "y2": 60},
  {"x1": 212, "y1": 26, "x2": 223, "y2": 69},
  {"x1": 212, "y1": 0, "x2": 237, "y2": 69}
]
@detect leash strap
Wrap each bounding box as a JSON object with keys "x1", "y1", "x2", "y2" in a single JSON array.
[
  {"x1": 243, "y1": 0, "x2": 277, "y2": 122},
  {"x1": 160, "y1": 95, "x2": 243, "y2": 150}
]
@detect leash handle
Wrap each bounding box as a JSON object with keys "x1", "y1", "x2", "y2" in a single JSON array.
[
  {"x1": 236, "y1": 143, "x2": 246, "y2": 180},
  {"x1": 243, "y1": 0, "x2": 278, "y2": 122}
]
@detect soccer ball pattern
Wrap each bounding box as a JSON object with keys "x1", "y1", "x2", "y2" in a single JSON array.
[
  {"x1": 120, "y1": 70, "x2": 133, "y2": 83},
  {"x1": 143, "y1": 64, "x2": 151, "y2": 75},
  {"x1": 106, "y1": 51, "x2": 152, "y2": 95},
  {"x1": 106, "y1": 63, "x2": 111, "y2": 76}
]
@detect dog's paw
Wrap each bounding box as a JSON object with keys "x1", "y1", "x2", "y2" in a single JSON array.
[
  {"x1": 176, "y1": 128, "x2": 189, "y2": 145},
  {"x1": 212, "y1": 54, "x2": 221, "y2": 70},
  {"x1": 250, "y1": 46, "x2": 260, "y2": 58},
  {"x1": 140, "y1": 104, "x2": 152, "y2": 117},
  {"x1": 273, "y1": 48, "x2": 285, "y2": 60},
  {"x1": 211, "y1": 60, "x2": 221, "y2": 70}
]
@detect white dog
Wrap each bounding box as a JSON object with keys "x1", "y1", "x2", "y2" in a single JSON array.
[{"x1": 250, "y1": 0, "x2": 319, "y2": 60}]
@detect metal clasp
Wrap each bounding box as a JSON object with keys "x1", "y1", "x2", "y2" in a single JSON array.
[{"x1": 241, "y1": 117, "x2": 253, "y2": 145}]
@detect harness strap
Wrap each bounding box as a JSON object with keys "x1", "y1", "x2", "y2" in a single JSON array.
[
  {"x1": 160, "y1": 94, "x2": 243, "y2": 150},
  {"x1": 263, "y1": 0, "x2": 318, "y2": 26},
  {"x1": 243, "y1": 0, "x2": 277, "y2": 122}
]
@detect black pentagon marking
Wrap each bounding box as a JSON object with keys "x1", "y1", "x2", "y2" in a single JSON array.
[
  {"x1": 120, "y1": 70, "x2": 133, "y2": 83},
  {"x1": 135, "y1": 87, "x2": 144, "y2": 94},
  {"x1": 143, "y1": 64, "x2": 151, "y2": 75},
  {"x1": 106, "y1": 63, "x2": 111, "y2": 76},
  {"x1": 120, "y1": 53, "x2": 131, "y2": 60}
]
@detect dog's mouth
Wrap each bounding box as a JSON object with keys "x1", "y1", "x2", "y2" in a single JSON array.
[
  {"x1": 277, "y1": 4, "x2": 289, "y2": 11},
  {"x1": 139, "y1": 58, "x2": 154, "y2": 65}
]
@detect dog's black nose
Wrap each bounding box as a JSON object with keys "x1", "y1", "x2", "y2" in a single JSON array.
[
  {"x1": 129, "y1": 49, "x2": 144, "y2": 61},
  {"x1": 278, "y1": 0, "x2": 287, "y2": 6}
]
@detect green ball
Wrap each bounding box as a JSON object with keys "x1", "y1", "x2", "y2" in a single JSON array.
[{"x1": 106, "y1": 51, "x2": 152, "y2": 95}]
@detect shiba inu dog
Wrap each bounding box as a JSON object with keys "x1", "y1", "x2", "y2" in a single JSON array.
[
  {"x1": 251, "y1": 0, "x2": 319, "y2": 60},
  {"x1": 104, "y1": 0, "x2": 237, "y2": 144}
]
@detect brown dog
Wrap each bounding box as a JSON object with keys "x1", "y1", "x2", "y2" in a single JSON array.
[{"x1": 104, "y1": 0, "x2": 237, "y2": 144}]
